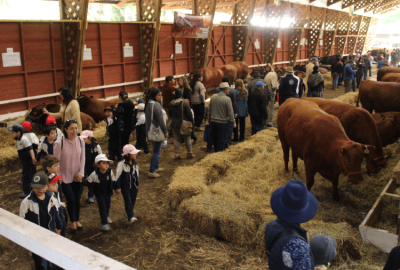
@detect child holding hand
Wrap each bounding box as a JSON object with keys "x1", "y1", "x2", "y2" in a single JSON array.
[
  {"x1": 116, "y1": 144, "x2": 140, "y2": 223},
  {"x1": 87, "y1": 154, "x2": 117, "y2": 231},
  {"x1": 36, "y1": 126, "x2": 57, "y2": 162}
]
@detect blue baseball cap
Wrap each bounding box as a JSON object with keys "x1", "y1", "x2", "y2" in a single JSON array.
[
  {"x1": 311, "y1": 57, "x2": 318, "y2": 61},
  {"x1": 8, "y1": 124, "x2": 23, "y2": 133},
  {"x1": 256, "y1": 81, "x2": 267, "y2": 87}
]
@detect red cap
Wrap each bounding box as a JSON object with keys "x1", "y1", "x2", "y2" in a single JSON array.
[
  {"x1": 48, "y1": 173, "x2": 62, "y2": 184},
  {"x1": 46, "y1": 116, "x2": 56, "y2": 125},
  {"x1": 185, "y1": 99, "x2": 190, "y2": 104},
  {"x1": 104, "y1": 107, "x2": 112, "y2": 112},
  {"x1": 21, "y1": 121, "x2": 32, "y2": 131}
]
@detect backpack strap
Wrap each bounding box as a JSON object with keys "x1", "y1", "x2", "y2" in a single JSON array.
[{"x1": 266, "y1": 230, "x2": 303, "y2": 257}]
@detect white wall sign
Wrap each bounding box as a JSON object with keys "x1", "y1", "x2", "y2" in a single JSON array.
[
  {"x1": 255, "y1": 39, "x2": 260, "y2": 50},
  {"x1": 175, "y1": 41, "x2": 183, "y2": 54},
  {"x1": 319, "y1": 40, "x2": 323, "y2": 46},
  {"x1": 124, "y1": 43, "x2": 134, "y2": 57},
  {"x1": 277, "y1": 39, "x2": 281, "y2": 48},
  {"x1": 83, "y1": 45, "x2": 92, "y2": 61},
  {"x1": 2, "y1": 48, "x2": 22, "y2": 67},
  {"x1": 305, "y1": 39, "x2": 308, "y2": 45}
]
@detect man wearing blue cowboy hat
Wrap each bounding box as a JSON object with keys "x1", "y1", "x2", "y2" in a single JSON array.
[{"x1": 264, "y1": 180, "x2": 318, "y2": 269}]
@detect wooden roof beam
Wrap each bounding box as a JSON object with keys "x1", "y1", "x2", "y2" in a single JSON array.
[
  {"x1": 365, "y1": 0, "x2": 400, "y2": 12},
  {"x1": 374, "y1": 0, "x2": 400, "y2": 13}
]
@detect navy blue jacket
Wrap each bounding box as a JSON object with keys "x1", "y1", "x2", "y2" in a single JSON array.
[
  {"x1": 84, "y1": 141, "x2": 102, "y2": 177},
  {"x1": 87, "y1": 168, "x2": 116, "y2": 194},
  {"x1": 115, "y1": 160, "x2": 139, "y2": 190},
  {"x1": 15, "y1": 135, "x2": 33, "y2": 165},
  {"x1": 36, "y1": 137, "x2": 54, "y2": 161},
  {"x1": 278, "y1": 74, "x2": 300, "y2": 98},
  {"x1": 264, "y1": 219, "x2": 314, "y2": 270},
  {"x1": 19, "y1": 190, "x2": 62, "y2": 232}
]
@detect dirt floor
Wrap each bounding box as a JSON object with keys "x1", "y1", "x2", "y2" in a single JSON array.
[{"x1": 0, "y1": 72, "x2": 391, "y2": 269}]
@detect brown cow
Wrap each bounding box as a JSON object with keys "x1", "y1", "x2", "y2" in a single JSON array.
[
  {"x1": 319, "y1": 67, "x2": 329, "y2": 74},
  {"x1": 302, "y1": 97, "x2": 391, "y2": 175},
  {"x1": 377, "y1": 67, "x2": 400, "y2": 81},
  {"x1": 375, "y1": 116, "x2": 400, "y2": 146},
  {"x1": 77, "y1": 95, "x2": 119, "y2": 122},
  {"x1": 229, "y1": 61, "x2": 249, "y2": 80},
  {"x1": 277, "y1": 99, "x2": 373, "y2": 201},
  {"x1": 357, "y1": 80, "x2": 400, "y2": 113},
  {"x1": 190, "y1": 62, "x2": 244, "y2": 89},
  {"x1": 381, "y1": 73, "x2": 400, "y2": 83}
]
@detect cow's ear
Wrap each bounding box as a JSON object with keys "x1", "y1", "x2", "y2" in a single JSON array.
[
  {"x1": 384, "y1": 152, "x2": 392, "y2": 160},
  {"x1": 364, "y1": 145, "x2": 375, "y2": 155}
]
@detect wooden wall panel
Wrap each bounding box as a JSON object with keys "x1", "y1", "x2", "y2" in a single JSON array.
[{"x1": 246, "y1": 27, "x2": 265, "y2": 67}]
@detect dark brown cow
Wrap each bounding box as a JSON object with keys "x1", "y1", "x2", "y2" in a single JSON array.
[
  {"x1": 375, "y1": 116, "x2": 400, "y2": 146},
  {"x1": 294, "y1": 70, "x2": 306, "y2": 78},
  {"x1": 381, "y1": 73, "x2": 400, "y2": 83},
  {"x1": 357, "y1": 80, "x2": 400, "y2": 113},
  {"x1": 229, "y1": 61, "x2": 249, "y2": 80},
  {"x1": 319, "y1": 67, "x2": 329, "y2": 74},
  {"x1": 278, "y1": 99, "x2": 373, "y2": 201},
  {"x1": 377, "y1": 67, "x2": 400, "y2": 81},
  {"x1": 77, "y1": 95, "x2": 119, "y2": 122},
  {"x1": 302, "y1": 97, "x2": 390, "y2": 175},
  {"x1": 80, "y1": 112, "x2": 96, "y2": 131}
]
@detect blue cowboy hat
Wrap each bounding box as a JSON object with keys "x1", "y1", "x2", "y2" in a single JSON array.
[{"x1": 270, "y1": 180, "x2": 318, "y2": 223}]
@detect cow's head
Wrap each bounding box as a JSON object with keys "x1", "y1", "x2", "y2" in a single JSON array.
[
  {"x1": 366, "y1": 151, "x2": 391, "y2": 176},
  {"x1": 26, "y1": 103, "x2": 46, "y2": 122},
  {"x1": 338, "y1": 142, "x2": 366, "y2": 185}
]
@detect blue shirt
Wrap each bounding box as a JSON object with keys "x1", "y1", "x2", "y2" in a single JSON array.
[
  {"x1": 377, "y1": 60, "x2": 383, "y2": 69},
  {"x1": 343, "y1": 64, "x2": 356, "y2": 81},
  {"x1": 282, "y1": 238, "x2": 313, "y2": 270}
]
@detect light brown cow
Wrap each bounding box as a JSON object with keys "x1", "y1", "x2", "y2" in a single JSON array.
[{"x1": 381, "y1": 73, "x2": 400, "y2": 83}]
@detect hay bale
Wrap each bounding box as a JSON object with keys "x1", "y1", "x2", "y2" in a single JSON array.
[
  {"x1": 332, "y1": 92, "x2": 359, "y2": 106},
  {"x1": 0, "y1": 128, "x2": 16, "y2": 149},
  {"x1": 178, "y1": 194, "x2": 263, "y2": 245},
  {"x1": 323, "y1": 73, "x2": 333, "y2": 84}
]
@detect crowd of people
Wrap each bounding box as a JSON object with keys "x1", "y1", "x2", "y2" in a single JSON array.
[{"x1": 8, "y1": 54, "x2": 400, "y2": 269}]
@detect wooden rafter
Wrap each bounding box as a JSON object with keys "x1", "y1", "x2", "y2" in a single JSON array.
[
  {"x1": 327, "y1": 0, "x2": 342, "y2": 6},
  {"x1": 364, "y1": 0, "x2": 399, "y2": 12},
  {"x1": 355, "y1": 0, "x2": 378, "y2": 10},
  {"x1": 342, "y1": 0, "x2": 365, "y2": 9},
  {"x1": 373, "y1": 0, "x2": 400, "y2": 13},
  {"x1": 381, "y1": 5, "x2": 400, "y2": 13}
]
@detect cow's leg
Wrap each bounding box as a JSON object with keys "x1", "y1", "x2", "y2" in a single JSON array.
[
  {"x1": 304, "y1": 162, "x2": 316, "y2": 191},
  {"x1": 331, "y1": 176, "x2": 340, "y2": 201},
  {"x1": 292, "y1": 152, "x2": 299, "y2": 174},
  {"x1": 281, "y1": 141, "x2": 290, "y2": 172}
]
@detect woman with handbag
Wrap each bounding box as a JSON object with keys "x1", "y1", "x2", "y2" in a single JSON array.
[
  {"x1": 168, "y1": 89, "x2": 195, "y2": 160},
  {"x1": 145, "y1": 88, "x2": 168, "y2": 178}
]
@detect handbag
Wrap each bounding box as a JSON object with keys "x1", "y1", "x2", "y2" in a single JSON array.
[
  {"x1": 147, "y1": 101, "x2": 165, "y2": 142},
  {"x1": 179, "y1": 101, "x2": 193, "y2": 136}
]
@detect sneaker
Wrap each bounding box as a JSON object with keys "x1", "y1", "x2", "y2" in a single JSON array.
[
  {"x1": 147, "y1": 172, "x2": 161, "y2": 178},
  {"x1": 206, "y1": 148, "x2": 214, "y2": 153},
  {"x1": 187, "y1": 153, "x2": 196, "y2": 159},
  {"x1": 154, "y1": 168, "x2": 164, "y2": 173},
  {"x1": 130, "y1": 217, "x2": 138, "y2": 223},
  {"x1": 101, "y1": 224, "x2": 111, "y2": 231},
  {"x1": 140, "y1": 152, "x2": 150, "y2": 156},
  {"x1": 18, "y1": 179, "x2": 23, "y2": 184},
  {"x1": 88, "y1": 197, "x2": 94, "y2": 203},
  {"x1": 175, "y1": 155, "x2": 182, "y2": 160},
  {"x1": 107, "y1": 217, "x2": 112, "y2": 224},
  {"x1": 19, "y1": 193, "x2": 28, "y2": 199}
]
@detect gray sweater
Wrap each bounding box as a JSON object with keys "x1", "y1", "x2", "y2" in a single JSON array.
[
  {"x1": 145, "y1": 100, "x2": 168, "y2": 139},
  {"x1": 209, "y1": 92, "x2": 235, "y2": 125}
]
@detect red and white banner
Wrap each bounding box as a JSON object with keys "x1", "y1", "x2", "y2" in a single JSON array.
[{"x1": 172, "y1": 12, "x2": 212, "y2": 39}]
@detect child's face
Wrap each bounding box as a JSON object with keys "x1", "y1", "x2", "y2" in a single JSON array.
[
  {"x1": 32, "y1": 186, "x2": 47, "y2": 197},
  {"x1": 84, "y1": 137, "x2": 92, "y2": 144},
  {"x1": 97, "y1": 161, "x2": 109, "y2": 171},
  {"x1": 104, "y1": 110, "x2": 112, "y2": 118},
  {"x1": 129, "y1": 153, "x2": 137, "y2": 160},
  {"x1": 47, "y1": 163, "x2": 60, "y2": 174},
  {"x1": 46, "y1": 130, "x2": 57, "y2": 141},
  {"x1": 47, "y1": 182, "x2": 58, "y2": 193},
  {"x1": 11, "y1": 131, "x2": 20, "y2": 138}
]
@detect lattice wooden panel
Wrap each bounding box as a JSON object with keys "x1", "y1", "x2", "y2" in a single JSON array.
[
  {"x1": 368, "y1": 17, "x2": 379, "y2": 35},
  {"x1": 234, "y1": 0, "x2": 254, "y2": 24},
  {"x1": 355, "y1": 0, "x2": 376, "y2": 10},
  {"x1": 359, "y1": 16, "x2": 370, "y2": 35},
  {"x1": 264, "y1": 28, "x2": 280, "y2": 64},
  {"x1": 60, "y1": 0, "x2": 89, "y2": 95},
  {"x1": 307, "y1": 29, "x2": 320, "y2": 58},
  {"x1": 337, "y1": 36, "x2": 347, "y2": 54},
  {"x1": 289, "y1": 28, "x2": 302, "y2": 66},
  {"x1": 373, "y1": 0, "x2": 400, "y2": 14},
  {"x1": 365, "y1": 1, "x2": 386, "y2": 12},
  {"x1": 347, "y1": 36, "x2": 358, "y2": 55},
  {"x1": 343, "y1": 0, "x2": 360, "y2": 9},
  {"x1": 266, "y1": 5, "x2": 285, "y2": 26},
  {"x1": 323, "y1": 30, "x2": 335, "y2": 56},
  {"x1": 307, "y1": 6, "x2": 325, "y2": 29},
  {"x1": 234, "y1": 26, "x2": 249, "y2": 61},
  {"x1": 337, "y1": 13, "x2": 352, "y2": 36},
  {"x1": 364, "y1": 35, "x2": 374, "y2": 51},
  {"x1": 233, "y1": 0, "x2": 255, "y2": 61},
  {"x1": 356, "y1": 36, "x2": 366, "y2": 52},
  {"x1": 349, "y1": 15, "x2": 362, "y2": 36},
  {"x1": 381, "y1": 6, "x2": 400, "y2": 14},
  {"x1": 327, "y1": 0, "x2": 342, "y2": 6},
  {"x1": 288, "y1": 5, "x2": 308, "y2": 28},
  {"x1": 324, "y1": 10, "x2": 340, "y2": 30},
  {"x1": 140, "y1": 23, "x2": 155, "y2": 88}
]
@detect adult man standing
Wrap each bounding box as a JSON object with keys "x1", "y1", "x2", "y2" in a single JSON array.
[
  {"x1": 208, "y1": 82, "x2": 236, "y2": 152},
  {"x1": 343, "y1": 60, "x2": 356, "y2": 93},
  {"x1": 248, "y1": 81, "x2": 268, "y2": 134},
  {"x1": 264, "y1": 65, "x2": 281, "y2": 127},
  {"x1": 278, "y1": 67, "x2": 299, "y2": 105},
  {"x1": 221, "y1": 76, "x2": 237, "y2": 146},
  {"x1": 362, "y1": 54, "x2": 371, "y2": 80},
  {"x1": 331, "y1": 58, "x2": 343, "y2": 90},
  {"x1": 247, "y1": 70, "x2": 268, "y2": 96},
  {"x1": 162, "y1": 75, "x2": 176, "y2": 109},
  {"x1": 305, "y1": 57, "x2": 318, "y2": 89}
]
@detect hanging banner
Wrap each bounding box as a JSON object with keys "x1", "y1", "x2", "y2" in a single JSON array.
[
  {"x1": 172, "y1": 12, "x2": 212, "y2": 39},
  {"x1": 274, "y1": 0, "x2": 281, "y2": 6}
]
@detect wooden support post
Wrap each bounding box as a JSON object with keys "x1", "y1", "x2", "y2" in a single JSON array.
[
  {"x1": 347, "y1": 15, "x2": 363, "y2": 56},
  {"x1": 323, "y1": 10, "x2": 341, "y2": 56},
  {"x1": 336, "y1": 12, "x2": 352, "y2": 55},
  {"x1": 356, "y1": 16, "x2": 371, "y2": 53},
  {"x1": 363, "y1": 17, "x2": 379, "y2": 52},
  {"x1": 232, "y1": 0, "x2": 256, "y2": 61},
  {"x1": 306, "y1": 6, "x2": 326, "y2": 59},
  {"x1": 59, "y1": 0, "x2": 90, "y2": 97},
  {"x1": 193, "y1": 0, "x2": 217, "y2": 69},
  {"x1": 288, "y1": 4, "x2": 309, "y2": 67},
  {"x1": 264, "y1": 4, "x2": 286, "y2": 65},
  {"x1": 138, "y1": 0, "x2": 162, "y2": 94}
]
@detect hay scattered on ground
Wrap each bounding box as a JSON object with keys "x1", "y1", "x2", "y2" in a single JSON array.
[
  {"x1": 0, "y1": 128, "x2": 16, "y2": 148},
  {"x1": 323, "y1": 73, "x2": 333, "y2": 84},
  {"x1": 332, "y1": 92, "x2": 359, "y2": 106}
]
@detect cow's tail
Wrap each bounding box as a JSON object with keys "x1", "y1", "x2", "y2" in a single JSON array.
[{"x1": 356, "y1": 93, "x2": 360, "y2": 107}]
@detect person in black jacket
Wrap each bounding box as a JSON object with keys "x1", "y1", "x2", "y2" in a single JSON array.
[
  {"x1": 248, "y1": 81, "x2": 268, "y2": 135},
  {"x1": 117, "y1": 90, "x2": 136, "y2": 148},
  {"x1": 383, "y1": 246, "x2": 400, "y2": 270},
  {"x1": 278, "y1": 67, "x2": 299, "y2": 105},
  {"x1": 331, "y1": 59, "x2": 343, "y2": 90},
  {"x1": 362, "y1": 55, "x2": 371, "y2": 80},
  {"x1": 168, "y1": 89, "x2": 195, "y2": 159},
  {"x1": 178, "y1": 76, "x2": 192, "y2": 106},
  {"x1": 356, "y1": 58, "x2": 365, "y2": 89}
]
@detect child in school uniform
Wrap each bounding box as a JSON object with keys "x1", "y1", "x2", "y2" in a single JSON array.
[
  {"x1": 44, "y1": 116, "x2": 63, "y2": 140},
  {"x1": 81, "y1": 130, "x2": 102, "y2": 203},
  {"x1": 22, "y1": 121, "x2": 39, "y2": 175},
  {"x1": 19, "y1": 172, "x2": 62, "y2": 270},
  {"x1": 87, "y1": 154, "x2": 118, "y2": 231},
  {"x1": 36, "y1": 126, "x2": 57, "y2": 162},
  {"x1": 134, "y1": 103, "x2": 150, "y2": 155},
  {"x1": 9, "y1": 124, "x2": 37, "y2": 198},
  {"x1": 42, "y1": 155, "x2": 68, "y2": 237},
  {"x1": 104, "y1": 107, "x2": 122, "y2": 161},
  {"x1": 115, "y1": 144, "x2": 140, "y2": 223}
]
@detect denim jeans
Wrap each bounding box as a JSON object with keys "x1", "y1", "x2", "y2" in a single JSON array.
[
  {"x1": 226, "y1": 122, "x2": 233, "y2": 144},
  {"x1": 267, "y1": 91, "x2": 276, "y2": 125},
  {"x1": 149, "y1": 141, "x2": 162, "y2": 173},
  {"x1": 135, "y1": 124, "x2": 149, "y2": 154},
  {"x1": 233, "y1": 117, "x2": 246, "y2": 141},
  {"x1": 352, "y1": 79, "x2": 356, "y2": 92},
  {"x1": 121, "y1": 187, "x2": 138, "y2": 220},
  {"x1": 332, "y1": 73, "x2": 340, "y2": 88},
  {"x1": 210, "y1": 121, "x2": 229, "y2": 152},
  {"x1": 62, "y1": 182, "x2": 82, "y2": 222},
  {"x1": 94, "y1": 191, "x2": 111, "y2": 225},
  {"x1": 363, "y1": 70, "x2": 368, "y2": 81},
  {"x1": 344, "y1": 80, "x2": 353, "y2": 93},
  {"x1": 32, "y1": 253, "x2": 52, "y2": 270},
  {"x1": 250, "y1": 117, "x2": 264, "y2": 135}
]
